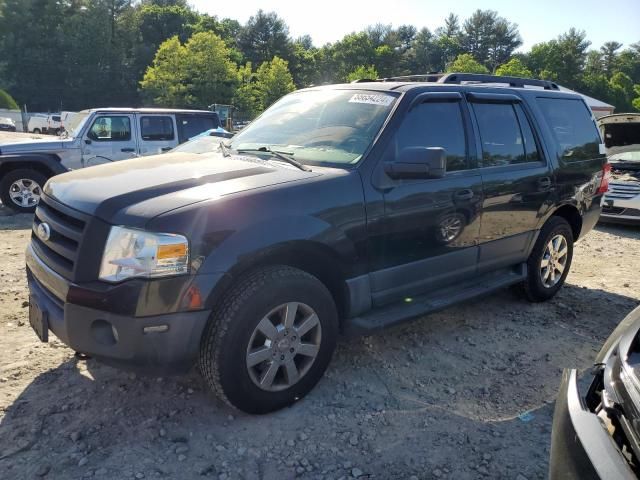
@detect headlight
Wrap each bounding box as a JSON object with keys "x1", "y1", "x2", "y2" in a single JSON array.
[{"x1": 99, "y1": 226, "x2": 189, "y2": 282}]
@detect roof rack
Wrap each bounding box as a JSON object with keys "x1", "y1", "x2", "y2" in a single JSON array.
[
  {"x1": 438, "y1": 73, "x2": 559, "y2": 90},
  {"x1": 350, "y1": 72, "x2": 560, "y2": 91}
]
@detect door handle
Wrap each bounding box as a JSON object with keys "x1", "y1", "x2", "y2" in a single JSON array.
[
  {"x1": 538, "y1": 177, "x2": 552, "y2": 191},
  {"x1": 121, "y1": 148, "x2": 135, "y2": 153},
  {"x1": 454, "y1": 189, "x2": 474, "y2": 201}
]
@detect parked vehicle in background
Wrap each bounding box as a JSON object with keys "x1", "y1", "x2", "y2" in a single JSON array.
[
  {"x1": 169, "y1": 128, "x2": 233, "y2": 154},
  {"x1": 0, "y1": 117, "x2": 16, "y2": 132},
  {"x1": 598, "y1": 114, "x2": 640, "y2": 225},
  {"x1": 25, "y1": 74, "x2": 608, "y2": 413},
  {"x1": 0, "y1": 108, "x2": 221, "y2": 212},
  {"x1": 27, "y1": 114, "x2": 49, "y2": 134},
  {"x1": 47, "y1": 114, "x2": 62, "y2": 135},
  {"x1": 549, "y1": 305, "x2": 640, "y2": 480}
]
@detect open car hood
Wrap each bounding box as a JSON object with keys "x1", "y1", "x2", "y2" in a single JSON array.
[{"x1": 598, "y1": 114, "x2": 640, "y2": 157}]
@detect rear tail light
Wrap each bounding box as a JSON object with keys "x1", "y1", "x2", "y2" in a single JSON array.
[{"x1": 597, "y1": 163, "x2": 611, "y2": 194}]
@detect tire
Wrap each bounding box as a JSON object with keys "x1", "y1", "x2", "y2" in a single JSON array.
[
  {"x1": 520, "y1": 216, "x2": 574, "y2": 302},
  {"x1": 32, "y1": 128, "x2": 41, "y2": 134},
  {"x1": 0, "y1": 169, "x2": 47, "y2": 213},
  {"x1": 199, "y1": 265, "x2": 338, "y2": 414}
]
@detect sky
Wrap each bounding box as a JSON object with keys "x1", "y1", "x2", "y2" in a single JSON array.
[{"x1": 191, "y1": 0, "x2": 639, "y2": 51}]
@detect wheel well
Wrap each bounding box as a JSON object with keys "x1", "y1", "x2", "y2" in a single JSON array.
[
  {"x1": 0, "y1": 161, "x2": 55, "y2": 182},
  {"x1": 208, "y1": 242, "x2": 350, "y2": 320},
  {"x1": 551, "y1": 205, "x2": 582, "y2": 240}
]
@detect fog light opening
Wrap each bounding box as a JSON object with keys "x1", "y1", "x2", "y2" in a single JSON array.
[{"x1": 91, "y1": 319, "x2": 118, "y2": 346}]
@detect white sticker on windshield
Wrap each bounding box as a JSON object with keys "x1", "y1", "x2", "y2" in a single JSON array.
[
  {"x1": 599, "y1": 143, "x2": 606, "y2": 155},
  {"x1": 349, "y1": 93, "x2": 394, "y2": 106}
]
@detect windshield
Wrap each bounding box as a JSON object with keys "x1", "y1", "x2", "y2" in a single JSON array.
[
  {"x1": 229, "y1": 89, "x2": 398, "y2": 166},
  {"x1": 172, "y1": 135, "x2": 219, "y2": 154},
  {"x1": 65, "y1": 111, "x2": 90, "y2": 137}
]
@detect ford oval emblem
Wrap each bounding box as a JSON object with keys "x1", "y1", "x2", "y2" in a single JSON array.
[{"x1": 36, "y1": 222, "x2": 51, "y2": 242}]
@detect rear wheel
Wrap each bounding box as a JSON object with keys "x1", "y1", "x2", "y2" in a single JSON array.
[
  {"x1": 199, "y1": 266, "x2": 338, "y2": 414},
  {"x1": 520, "y1": 216, "x2": 574, "y2": 302},
  {"x1": 0, "y1": 169, "x2": 47, "y2": 213},
  {"x1": 32, "y1": 128, "x2": 41, "y2": 134}
]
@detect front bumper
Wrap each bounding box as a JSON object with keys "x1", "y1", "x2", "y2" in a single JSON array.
[
  {"x1": 26, "y1": 243, "x2": 214, "y2": 374},
  {"x1": 549, "y1": 369, "x2": 636, "y2": 480}
]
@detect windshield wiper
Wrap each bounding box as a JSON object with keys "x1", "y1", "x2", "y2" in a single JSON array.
[
  {"x1": 236, "y1": 146, "x2": 311, "y2": 172},
  {"x1": 219, "y1": 140, "x2": 231, "y2": 157}
]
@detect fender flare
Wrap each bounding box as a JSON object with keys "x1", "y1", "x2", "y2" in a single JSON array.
[{"x1": 0, "y1": 153, "x2": 68, "y2": 179}]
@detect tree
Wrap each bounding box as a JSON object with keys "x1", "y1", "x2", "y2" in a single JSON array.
[
  {"x1": 140, "y1": 32, "x2": 238, "y2": 107},
  {"x1": 347, "y1": 65, "x2": 379, "y2": 82},
  {"x1": 238, "y1": 10, "x2": 292, "y2": 67},
  {"x1": 447, "y1": 53, "x2": 489, "y2": 74},
  {"x1": 253, "y1": 57, "x2": 296, "y2": 109},
  {"x1": 328, "y1": 32, "x2": 376, "y2": 81},
  {"x1": 460, "y1": 10, "x2": 521, "y2": 71},
  {"x1": 633, "y1": 84, "x2": 640, "y2": 111},
  {"x1": 495, "y1": 58, "x2": 532, "y2": 77},
  {"x1": 526, "y1": 29, "x2": 590, "y2": 88},
  {"x1": 0, "y1": 89, "x2": 18, "y2": 109},
  {"x1": 601, "y1": 41, "x2": 623, "y2": 75}
]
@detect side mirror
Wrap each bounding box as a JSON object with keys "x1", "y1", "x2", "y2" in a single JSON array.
[{"x1": 384, "y1": 147, "x2": 447, "y2": 180}]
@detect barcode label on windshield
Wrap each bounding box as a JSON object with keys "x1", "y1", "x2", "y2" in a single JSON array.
[{"x1": 349, "y1": 94, "x2": 394, "y2": 106}]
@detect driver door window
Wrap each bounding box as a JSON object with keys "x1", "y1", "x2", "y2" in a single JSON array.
[
  {"x1": 393, "y1": 101, "x2": 469, "y2": 172},
  {"x1": 88, "y1": 116, "x2": 132, "y2": 141}
]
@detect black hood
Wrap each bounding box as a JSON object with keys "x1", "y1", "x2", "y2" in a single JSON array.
[{"x1": 44, "y1": 151, "x2": 321, "y2": 226}]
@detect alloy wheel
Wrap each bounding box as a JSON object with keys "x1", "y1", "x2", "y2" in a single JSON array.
[
  {"x1": 246, "y1": 302, "x2": 322, "y2": 392},
  {"x1": 540, "y1": 234, "x2": 568, "y2": 288},
  {"x1": 9, "y1": 178, "x2": 42, "y2": 208}
]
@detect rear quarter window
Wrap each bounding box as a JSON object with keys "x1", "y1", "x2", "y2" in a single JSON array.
[{"x1": 537, "y1": 97, "x2": 603, "y2": 162}]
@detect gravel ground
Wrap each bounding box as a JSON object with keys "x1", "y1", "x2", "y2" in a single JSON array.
[{"x1": 0, "y1": 206, "x2": 639, "y2": 480}]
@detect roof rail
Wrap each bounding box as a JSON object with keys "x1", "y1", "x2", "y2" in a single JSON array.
[
  {"x1": 381, "y1": 73, "x2": 444, "y2": 82},
  {"x1": 438, "y1": 73, "x2": 559, "y2": 90}
]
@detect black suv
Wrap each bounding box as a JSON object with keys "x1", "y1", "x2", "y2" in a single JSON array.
[{"x1": 25, "y1": 74, "x2": 608, "y2": 414}]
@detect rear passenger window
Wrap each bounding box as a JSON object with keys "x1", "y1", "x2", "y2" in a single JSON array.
[
  {"x1": 394, "y1": 101, "x2": 469, "y2": 172},
  {"x1": 140, "y1": 116, "x2": 174, "y2": 141},
  {"x1": 537, "y1": 98, "x2": 602, "y2": 161},
  {"x1": 473, "y1": 103, "x2": 537, "y2": 167}
]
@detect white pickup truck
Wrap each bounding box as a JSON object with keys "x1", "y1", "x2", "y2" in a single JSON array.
[{"x1": 0, "y1": 108, "x2": 226, "y2": 212}]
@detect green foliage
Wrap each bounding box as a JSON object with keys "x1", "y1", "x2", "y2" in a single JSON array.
[
  {"x1": 140, "y1": 32, "x2": 238, "y2": 108},
  {"x1": 460, "y1": 10, "x2": 522, "y2": 71},
  {"x1": 447, "y1": 54, "x2": 490, "y2": 74},
  {"x1": 253, "y1": 57, "x2": 296, "y2": 109},
  {"x1": 347, "y1": 65, "x2": 379, "y2": 82},
  {"x1": 495, "y1": 58, "x2": 532, "y2": 78},
  {"x1": 633, "y1": 84, "x2": 640, "y2": 111},
  {"x1": 238, "y1": 10, "x2": 291, "y2": 67},
  {"x1": 1, "y1": 2, "x2": 639, "y2": 116},
  {"x1": 0, "y1": 89, "x2": 18, "y2": 109}
]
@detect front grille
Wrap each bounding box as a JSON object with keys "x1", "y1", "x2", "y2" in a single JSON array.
[
  {"x1": 31, "y1": 196, "x2": 87, "y2": 280},
  {"x1": 606, "y1": 181, "x2": 640, "y2": 200}
]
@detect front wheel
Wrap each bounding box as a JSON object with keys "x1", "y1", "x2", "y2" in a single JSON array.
[
  {"x1": 520, "y1": 216, "x2": 574, "y2": 302},
  {"x1": 199, "y1": 266, "x2": 338, "y2": 414},
  {"x1": 0, "y1": 169, "x2": 47, "y2": 213}
]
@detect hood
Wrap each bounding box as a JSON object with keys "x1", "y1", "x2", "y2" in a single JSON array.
[
  {"x1": 598, "y1": 114, "x2": 640, "y2": 158},
  {"x1": 0, "y1": 134, "x2": 73, "y2": 153},
  {"x1": 44, "y1": 151, "x2": 323, "y2": 225}
]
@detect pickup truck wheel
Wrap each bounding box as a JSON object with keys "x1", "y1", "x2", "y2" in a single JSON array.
[
  {"x1": 199, "y1": 266, "x2": 338, "y2": 414},
  {"x1": 1, "y1": 169, "x2": 47, "y2": 213},
  {"x1": 32, "y1": 128, "x2": 41, "y2": 134},
  {"x1": 520, "y1": 216, "x2": 574, "y2": 302}
]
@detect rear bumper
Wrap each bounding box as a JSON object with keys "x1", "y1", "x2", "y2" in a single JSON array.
[
  {"x1": 26, "y1": 243, "x2": 212, "y2": 374},
  {"x1": 549, "y1": 369, "x2": 636, "y2": 480}
]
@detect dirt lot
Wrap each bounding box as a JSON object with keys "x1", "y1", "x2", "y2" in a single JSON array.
[{"x1": 0, "y1": 207, "x2": 638, "y2": 480}]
